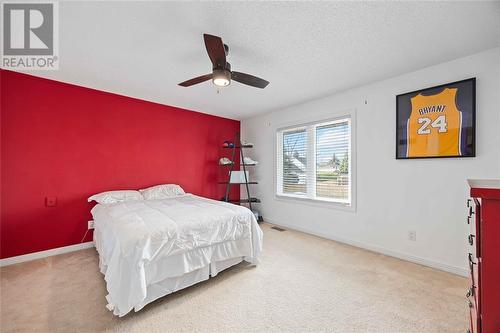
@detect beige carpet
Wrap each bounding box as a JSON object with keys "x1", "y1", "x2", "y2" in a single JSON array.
[{"x1": 1, "y1": 223, "x2": 468, "y2": 333}]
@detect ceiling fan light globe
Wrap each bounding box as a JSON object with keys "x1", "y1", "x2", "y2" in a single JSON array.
[
  {"x1": 212, "y1": 69, "x2": 231, "y2": 87},
  {"x1": 213, "y1": 77, "x2": 230, "y2": 87}
]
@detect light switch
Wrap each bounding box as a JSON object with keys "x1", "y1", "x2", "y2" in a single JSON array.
[{"x1": 45, "y1": 196, "x2": 57, "y2": 207}]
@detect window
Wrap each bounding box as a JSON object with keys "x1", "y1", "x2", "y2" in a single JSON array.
[{"x1": 276, "y1": 117, "x2": 352, "y2": 205}]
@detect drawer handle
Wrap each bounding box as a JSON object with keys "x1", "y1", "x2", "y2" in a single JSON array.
[
  {"x1": 469, "y1": 206, "x2": 475, "y2": 216},
  {"x1": 467, "y1": 299, "x2": 473, "y2": 308},
  {"x1": 467, "y1": 199, "x2": 472, "y2": 208},
  {"x1": 467, "y1": 216, "x2": 471, "y2": 225},
  {"x1": 468, "y1": 234, "x2": 475, "y2": 246},
  {"x1": 468, "y1": 253, "x2": 477, "y2": 265},
  {"x1": 466, "y1": 286, "x2": 474, "y2": 298}
]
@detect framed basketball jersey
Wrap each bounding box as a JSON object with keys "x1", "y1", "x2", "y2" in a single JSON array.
[{"x1": 396, "y1": 78, "x2": 476, "y2": 159}]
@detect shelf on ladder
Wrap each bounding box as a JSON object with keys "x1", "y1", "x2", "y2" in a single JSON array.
[
  {"x1": 222, "y1": 145, "x2": 254, "y2": 149},
  {"x1": 220, "y1": 163, "x2": 257, "y2": 167},
  {"x1": 218, "y1": 181, "x2": 258, "y2": 185},
  {"x1": 228, "y1": 198, "x2": 261, "y2": 203}
]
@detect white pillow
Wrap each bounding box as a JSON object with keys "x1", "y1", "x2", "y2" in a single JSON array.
[
  {"x1": 88, "y1": 190, "x2": 143, "y2": 204},
  {"x1": 140, "y1": 184, "x2": 185, "y2": 200}
]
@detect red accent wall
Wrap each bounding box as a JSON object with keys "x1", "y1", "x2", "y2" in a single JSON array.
[{"x1": 0, "y1": 70, "x2": 240, "y2": 259}]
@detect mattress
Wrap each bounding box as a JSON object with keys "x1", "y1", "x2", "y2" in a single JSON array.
[{"x1": 91, "y1": 194, "x2": 263, "y2": 316}]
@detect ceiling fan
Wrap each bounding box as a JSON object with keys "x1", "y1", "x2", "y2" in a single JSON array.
[{"x1": 178, "y1": 34, "x2": 269, "y2": 89}]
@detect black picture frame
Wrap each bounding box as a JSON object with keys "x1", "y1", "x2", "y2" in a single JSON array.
[{"x1": 396, "y1": 78, "x2": 476, "y2": 159}]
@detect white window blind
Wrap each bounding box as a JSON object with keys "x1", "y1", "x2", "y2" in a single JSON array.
[{"x1": 276, "y1": 117, "x2": 351, "y2": 205}]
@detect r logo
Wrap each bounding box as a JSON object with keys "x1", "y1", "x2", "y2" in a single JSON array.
[{"x1": 3, "y1": 3, "x2": 54, "y2": 55}]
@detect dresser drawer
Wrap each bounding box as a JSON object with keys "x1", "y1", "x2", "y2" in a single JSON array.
[
  {"x1": 468, "y1": 253, "x2": 480, "y2": 312},
  {"x1": 467, "y1": 247, "x2": 481, "y2": 333},
  {"x1": 467, "y1": 198, "x2": 481, "y2": 258},
  {"x1": 468, "y1": 295, "x2": 481, "y2": 333}
]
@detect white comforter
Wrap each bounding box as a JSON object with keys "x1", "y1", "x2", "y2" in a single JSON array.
[{"x1": 91, "y1": 194, "x2": 263, "y2": 316}]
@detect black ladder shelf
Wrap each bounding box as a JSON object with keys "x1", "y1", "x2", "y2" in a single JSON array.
[{"x1": 220, "y1": 133, "x2": 260, "y2": 212}]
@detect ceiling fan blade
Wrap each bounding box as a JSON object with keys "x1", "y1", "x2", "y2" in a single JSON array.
[
  {"x1": 231, "y1": 71, "x2": 269, "y2": 89},
  {"x1": 203, "y1": 34, "x2": 226, "y2": 68},
  {"x1": 178, "y1": 74, "x2": 213, "y2": 87}
]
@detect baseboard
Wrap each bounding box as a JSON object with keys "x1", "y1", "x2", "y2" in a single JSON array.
[
  {"x1": 0, "y1": 242, "x2": 94, "y2": 267},
  {"x1": 264, "y1": 218, "x2": 468, "y2": 277},
  {"x1": 1, "y1": 222, "x2": 468, "y2": 277}
]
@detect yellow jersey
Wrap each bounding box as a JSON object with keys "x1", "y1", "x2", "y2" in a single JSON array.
[{"x1": 407, "y1": 88, "x2": 462, "y2": 157}]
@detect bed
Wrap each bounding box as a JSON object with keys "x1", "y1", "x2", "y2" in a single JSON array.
[{"x1": 90, "y1": 189, "x2": 263, "y2": 317}]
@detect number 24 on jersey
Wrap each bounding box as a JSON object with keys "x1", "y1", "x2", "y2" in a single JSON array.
[{"x1": 417, "y1": 115, "x2": 447, "y2": 135}]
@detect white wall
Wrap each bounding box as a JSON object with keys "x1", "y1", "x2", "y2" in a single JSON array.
[{"x1": 242, "y1": 47, "x2": 500, "y2": 276}]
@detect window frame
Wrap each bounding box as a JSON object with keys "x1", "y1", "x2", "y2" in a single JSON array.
[{"x1": 274, "y1": 111, "x2": 356, "y2": 211}]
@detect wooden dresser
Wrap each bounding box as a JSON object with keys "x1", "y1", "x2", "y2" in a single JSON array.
[{"x1": 466, "y1": 179, "x2": 500, "y2": 333}]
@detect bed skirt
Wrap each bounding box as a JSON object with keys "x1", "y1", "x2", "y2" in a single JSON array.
[
  {"x1": 94, "y1": 229, "x2": 250, "y2": 316},
  {"x1": 131, "y1": 256, "x2": 243, "y2": 313}
]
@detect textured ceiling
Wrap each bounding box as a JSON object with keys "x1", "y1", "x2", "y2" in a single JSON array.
[{"x1": 18, "y1": 1, "x2": 500, "y2": 119}]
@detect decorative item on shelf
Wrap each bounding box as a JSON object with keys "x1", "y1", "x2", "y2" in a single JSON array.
[
  {"x1": 230, "y1": 171, "x2": 249, "y2": 184},
  {"x1": 222, "y1": 141, "x2": 235, "y2": 148},
  {"x1": 218, "y1": 132, "x2": 261, "y2": 217},
  {"x1": 241, "y1": 140, "x2": 254, "y2": 148},
  {"x1": 243, "y1": 157, "x2": 258, "y2": 165},
  {"x1": 219, "y1": 157, "x2": 233, "y2": 166},
  {"x1": 252, "y1": 209, "x2": 263, "y2": 222}
]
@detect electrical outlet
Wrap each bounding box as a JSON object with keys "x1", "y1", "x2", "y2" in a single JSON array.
[
  {"x1": 45, "y1": 196, "x2": 57, "y2": 207},
  {"x1": 88, "y1": 220, "x2": 94, "y2": 230},
  {"x1": 408, "y1": 231, "x2": 417, "y2": 241}
]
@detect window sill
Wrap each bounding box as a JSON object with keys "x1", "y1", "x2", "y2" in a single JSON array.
[{"x1": 274, "y1": 194, "x2": 356, "y2": 212}]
